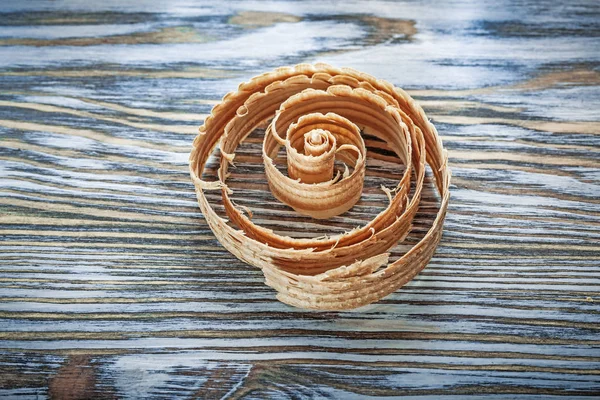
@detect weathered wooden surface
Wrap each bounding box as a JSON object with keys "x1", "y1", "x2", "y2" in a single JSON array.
[{"x1": 1, "y1": 0, "x2": 599, "y2": 398}]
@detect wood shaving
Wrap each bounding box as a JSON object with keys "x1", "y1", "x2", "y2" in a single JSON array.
[{"x1": 189, "y1": 63, "x2": 451, "y2": 310}]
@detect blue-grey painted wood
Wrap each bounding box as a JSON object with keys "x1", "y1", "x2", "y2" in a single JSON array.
[{"x1": 0, "y1": 0, "x2": 599, "y2": 398}]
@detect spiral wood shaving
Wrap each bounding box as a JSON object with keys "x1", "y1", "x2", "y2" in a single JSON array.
[{"x1": 189, "y1": 63, "x2": 451, "y2": 310}]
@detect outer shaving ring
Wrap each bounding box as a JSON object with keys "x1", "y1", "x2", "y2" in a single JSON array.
[{"x1": 189, "y1": 63, "x2": 451, "y2": 310}]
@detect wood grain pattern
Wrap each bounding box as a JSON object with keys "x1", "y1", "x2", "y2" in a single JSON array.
[{"x1": 0, "y1": 0, "x2": 599, "y2": 398}]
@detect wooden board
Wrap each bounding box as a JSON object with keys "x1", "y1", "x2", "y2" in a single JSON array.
[{"x1": 1, "y1": 1, "x2": 599, "y2": 398}]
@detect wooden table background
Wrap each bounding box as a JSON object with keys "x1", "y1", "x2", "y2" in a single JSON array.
[{"x1": 1, "y1": 0, "x2": 599, "y2": 398}]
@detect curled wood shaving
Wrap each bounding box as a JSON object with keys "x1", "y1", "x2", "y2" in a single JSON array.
[{"x1": 189, "y1": 63, "x2": 451, "y2": 310}]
